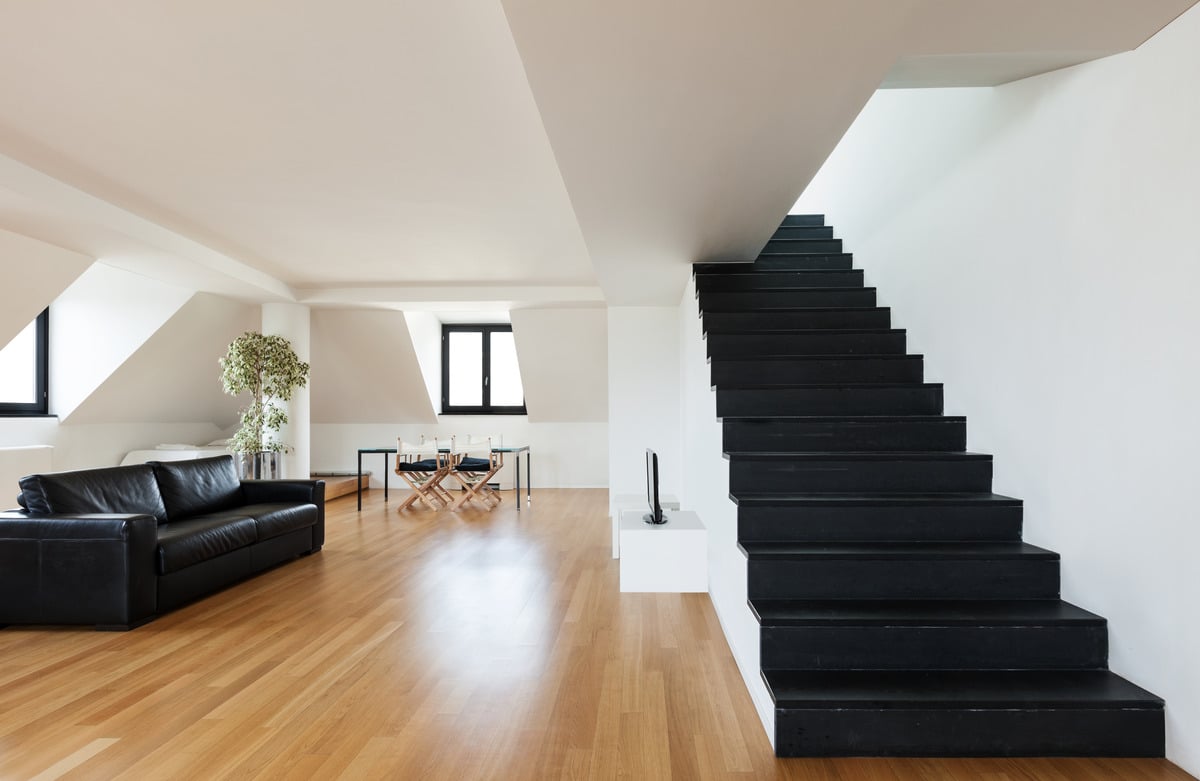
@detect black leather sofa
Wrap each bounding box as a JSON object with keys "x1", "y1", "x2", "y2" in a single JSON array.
[{"x1": 0, "y1": 455, "x2": 324, "y2": 629}]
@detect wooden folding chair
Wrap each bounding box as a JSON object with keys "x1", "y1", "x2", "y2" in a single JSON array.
[
  {"x1": 447, "y1": 435, "x2": 503, "y2": 511},
  {"x1": 394, "y1": 436, "x2": 454, "y2": 511}
]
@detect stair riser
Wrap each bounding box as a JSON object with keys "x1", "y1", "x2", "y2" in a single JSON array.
[
  {"x1": 700, "y1": 289, "x2": 877, "y2": 310},
  {"x1": 723, "y1": 417, "x2": 963, "y2": 452},
  {"x1": 695, "y1": 258, "x2": 858, "y2": 273},
  {"x1": 707, "y1": 332, "x2": 905, "y2": 359},
  {"x1": 755, "y1": 255, "x2": 855, "y2": 271},
  {"x1": 774, "y1": 708, "x2": 1164, "y2": 757},
  {"x1": 747, "y1": 559, "x2": 1059, "y2": 600},
  {"x1": 696, "y1": 271, "x2": 864, "y2": 292},
  {"x1": 764, "y1": 239, "x2": 843, "y2": 254},
  {"x1": 762, "y1": 626, "x2": 1107, "y2": 671},
  {"x1": 772, "y1": 226, "x2": 834, "y2": 240},
  {"x1": 717, "y1": 387, "x2": 943, "y2": 417},
  {"x1": 737, "y1": 504, "x2": 1023, "y2": 543},
  {"x1": 729, "y1": 458, "x2": 990, "y2": 493},
  {"x1": 703, "y1": 309, "x2": 889, "y2": 331},
  {"x1": 711, "y1": 357, "x2": 923, "y2": 386},
  {"x1": 781, "y1": 214, "x2": 824, "y2": 227}
]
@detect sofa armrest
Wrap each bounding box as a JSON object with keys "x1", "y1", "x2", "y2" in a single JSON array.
[
  {"x1": 0, "y1": 512, "x2": 159, "y2": 628},
  {"x1": 240, "y1": 480, "x2": 325, "y2": 549}
]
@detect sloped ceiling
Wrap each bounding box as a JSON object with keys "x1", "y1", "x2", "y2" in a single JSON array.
[
  {"x1": 0, "y1": 228, "x2": 90, "y2": 347},
  {"x1": 310, "y1": 309, "x2": 437, "y2": 424},
  {"x1": 65, "y1": 293, "x2": 258, "y2": 424},
  {"x1": 511, "y1": 307, "x2": 607, "y2": 422},
  {"x1": 0, "y1": 0, "x2": 1192, "y2": 308}
]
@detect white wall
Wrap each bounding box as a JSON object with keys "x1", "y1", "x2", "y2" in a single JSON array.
[
  {"x1": 403, "y1": 310, "x2": 443, "y2": 413},
  {"x1": 310, "y1": 309, "x2": 437, "y2": 424},
  {"x1": 0, "y1": 228, "x2": 91, "y2": 348},
  {"x1": 51, "y1": 263, "x2": 192, "y2": 420},
  {"x1": 64, "y1": 293, "x2": 257, "y2": 425},
  {"x1": 511, "y1": 306, "x2": 607, "y2": 422},
  {"x1": 312, "y1": 419, "x2": 607, "y2": 489},
  {"x1": 263, "y1": 303, "x2": 311, "y2": 479},
  {"x1": 607, "y1": 307, "x2": 681, "y2": 514},
  {"x1": 678, "y1": 276, "x2": 774, "y2": 742},
  {"x1": 795, "y1": 6, "x2": 1200, "y2": 771}
]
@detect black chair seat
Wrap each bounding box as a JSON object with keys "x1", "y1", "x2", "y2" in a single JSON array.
[
  {"x1": 455, "y1": 457, "x2": 492, "y2": 472},
  {"x1": 396, "y1": 459, "x2": 440, "y2": 472}
]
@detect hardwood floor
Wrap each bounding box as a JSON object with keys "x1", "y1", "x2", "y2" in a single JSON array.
[{"x1": 0, "y1": 488, "x2": 1192, "y2": 780}]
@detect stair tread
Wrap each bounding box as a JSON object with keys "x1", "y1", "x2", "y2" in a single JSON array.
[
  {"x1": 702, "y1": 286, "x2": 873, "y2": 295},
  {"x1": 700, "y1": 307, "x2": 883, "y2": 316},
  {"x1": 724, "y1": 415, "x2": 965, "y2": 422},
  {"x1": 740, "y1": 541, "x2": 1056, "y2": 559},
  {"x1": 750, "y1": 599, "x2": 1104, "y2": 626},
  {"x1": 709, "y1": 328, "x2": 902, "y2": 335},
  {"x1": 696, "y1": 271, "x2": 857, "y2": 278},
  {"x1": 715, "y1": 382, "x2": 935, "y2": 390},
  {"x1": 732, "y1": 491, "x2": 1020, "y2": 506},
  {"x1": 725, "y1": 450, "x2": 990, "y2": 460},
  {"x1": 711, "y1": 354, "x2": 921, "y2": 362},
  {"x1": 763, "y1": 670, "x2": 1162, "y2": 709}
]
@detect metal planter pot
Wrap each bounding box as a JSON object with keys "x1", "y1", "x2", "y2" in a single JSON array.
[{"x1": 234, "y1": 451, "x2": 280, "y2": 480}]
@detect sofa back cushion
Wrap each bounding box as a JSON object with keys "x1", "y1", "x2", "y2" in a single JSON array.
[
  {"x1": 18, "y1": 464, "x2": 167, "y2": 522},
  {"x1": 151, "y1": 455, "x2": 243, "y2": 522}
]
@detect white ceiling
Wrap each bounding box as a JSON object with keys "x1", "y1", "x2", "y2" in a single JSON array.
[{"x1": 0, "y1": 0, "x2": 1192, "y2": 307}]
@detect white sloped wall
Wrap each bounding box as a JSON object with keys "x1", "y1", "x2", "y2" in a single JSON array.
[{"x1": 794, "y1": 5, "x2": 1200, "y2": 771}]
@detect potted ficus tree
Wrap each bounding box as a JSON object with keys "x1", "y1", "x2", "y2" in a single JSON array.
[{"x1": 219, "y1": 331, "x2": 310, "y2": 479}]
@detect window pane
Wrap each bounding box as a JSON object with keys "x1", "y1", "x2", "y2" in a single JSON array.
[
  {"x1": 0, "y1": 320, "x2": 37, "y2": 404},
  {"x1": 489, "y1": 331, "x2": 524, "y2": 407},
  {"x1": 448, "y1": 331, "x2": 483, "y2": 407}
]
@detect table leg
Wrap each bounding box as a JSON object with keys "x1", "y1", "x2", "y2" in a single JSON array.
[
  {"x1": 357, "y1": 450, "x2": 363, "y2": 511},
  {"x1": 525, "y1": 451, "x2": 531, "y2": 506},
  {"x1": 514, "y1": 455, "x2": 521, "y2": 512},
  {"x1": 383, "y1": 453, "x2": 389, "y2": 501}
]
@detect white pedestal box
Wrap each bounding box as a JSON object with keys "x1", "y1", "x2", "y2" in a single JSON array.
[
  {"x1": 611, "y1": 493, "x2": 680, "y2": 558},
  {"x1": 618, "y1": 509, "x2": 707, "y2": 593}
]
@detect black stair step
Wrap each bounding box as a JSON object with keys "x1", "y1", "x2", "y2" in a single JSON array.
[
  {"x1": 765, "y1": 670, "x2": 1164, "y2": 757},
  {"x1": 696, "y1": 270, "x2": 864, "y2": 292},
  {"x1": 734, "y1": 491, "x2": 1023, "y2": 542},
  {"x1": 741, "y1": 541, "x2": 1059, "y2": 600},
  {"x1": 764, "y1": 238, "x2": 843, "y2": 254},
  {"x1": 703, "y1": 307, "x2": 890, "y2": 332},
  {"x1": 722, "y1": 414, "x2": 964, "y2": 452},
  {"x1": 753, "y1": 599, "x2": 1107, "y2": 672},
  {"x1": 716, "y1": 384, "x2": 942, "y2": 417},
  {"x1": 781, "y1": 214, "x2": 824, "y2": 227},
  {"x1": 707, "y1": 329, "x2": 905, "y2": 359},
  {"x1": 696, "y1": 255, "x2": 855, "y2": 272},
  {"x1": 727, "y1": 451, "x2": 991, "y2": 493},
  {"x1": 699, "y1": 287, "x2": 877, "y2": 310},
  {"x1": 772, "y1": 225, "x2": 834, "y2": 240},
  {"x1": 711, "y1": 355, "x2": 923, "y2": 386}
]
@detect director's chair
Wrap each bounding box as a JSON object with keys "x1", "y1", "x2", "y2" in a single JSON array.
[
  {"x1": 394, "y1": 436, "x2": 454, "y2": 511},
  {"x1": 448, "y1": 435, "x2": 504, "y2": 511}
]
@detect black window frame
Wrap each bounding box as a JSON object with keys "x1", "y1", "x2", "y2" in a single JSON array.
[
  {"x1": 441, "y1": 324, "x2": 527, "y2": 415},
  {"x1": 0, "y1": 307, "x2": 49, "y2": 416}
]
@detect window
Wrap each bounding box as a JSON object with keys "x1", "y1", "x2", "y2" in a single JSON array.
[
  {"x1": 0, "y1": 308, "x2": 49, "y2": 416},
  {"x1": 441, "y1": 324, "x2": 526, "y2": 415}
]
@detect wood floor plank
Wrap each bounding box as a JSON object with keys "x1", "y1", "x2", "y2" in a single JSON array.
[{"x1": 0, "y1": 488, "x2": 1193, "y2": 780}]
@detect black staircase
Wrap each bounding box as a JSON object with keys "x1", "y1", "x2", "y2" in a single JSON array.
[{"x1": 696, "y1": 214, "x2": 1165, "y2": 757}]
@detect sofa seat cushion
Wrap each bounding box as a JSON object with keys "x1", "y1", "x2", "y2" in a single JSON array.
[
  {"x1": 150, "y1": 456, "x2": 244, "y2": 522},
  {"x1": 18, "y1": 465, "x2": 167, "y2": 523},
  {"x1": 240, "y1": 502, "x2": 318, "y2": 541},
  {"x1": 156, "y1": 512, "x2": 258, "y2": 575}
]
